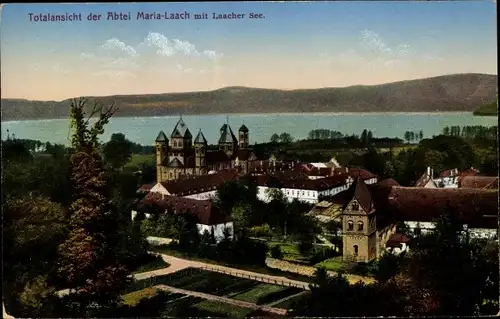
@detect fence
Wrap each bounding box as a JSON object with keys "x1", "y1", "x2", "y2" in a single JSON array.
[{"x1": 199, "y1": 265, "x2": 309, "y2": 290}]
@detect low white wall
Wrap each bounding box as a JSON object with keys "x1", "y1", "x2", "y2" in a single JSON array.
[{"x1": 197, "y1": 222, "x2": 234, "y2": 242}]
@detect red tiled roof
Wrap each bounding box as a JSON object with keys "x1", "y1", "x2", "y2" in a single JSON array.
[
  {"x1": 387, "y1": 187, "x2": 498, "y2": 228},
  {"x1": 139, "y1": 193, "x2": 230, "y2": 225},
  {"x1": 439, "y1": 168, "x2": 459, "y2": 178},
  {"x1": 377, "y1": 179, "x2": 400, "y2": 188},
  {"x1": 307, "y1": 167, "x2": 333, "y2": 177},
  {"x1": 386, "y1": 233, "x2": 410, "y2": 248},
  {"x1": 138, "y1": 183, "x2": 155, "y2": 193},
  {"x1": 460, "y1": 176, "x2": 499, "y2": 189},
  {"x1": 253, "y1": 173, "x2": 352, "y2": 191},
  {"x1": 346, "y1": 168, "x2": 378, "y2": 180},
  {"x1": 159, "y1": 169, "x2": 239, "y2": 196}
]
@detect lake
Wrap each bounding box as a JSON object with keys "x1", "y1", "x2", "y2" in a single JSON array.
[{"x1": 1, "y1": 113, "x2": 497, "y2": 146}]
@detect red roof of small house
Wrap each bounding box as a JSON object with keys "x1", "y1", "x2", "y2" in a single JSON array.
[
  {"x1": 159, "y1": 169, "x2": 239, "y2": 196},
  {"x1": 386, "y1": 233, "x2": 410, "y2": 248},
  {"x1": 460, "y1": 176, "x2": 499, "y2": 189},
  {"x1": 387, "y1": 187, "x2": 498, "y2": 228},
  {"x1": 138, "y1": 183, "x2": 155, "y2": 193},
  {"x1": 138, "y1": 192, "x2": 230, "y2": 225},
  {"x1": 439, "y1": 168, "x2": 459, "y2": 178}
]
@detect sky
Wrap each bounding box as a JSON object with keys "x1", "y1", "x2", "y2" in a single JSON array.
[{"x1": 1, "y1": 2, "x2": 497, "y2": 101}]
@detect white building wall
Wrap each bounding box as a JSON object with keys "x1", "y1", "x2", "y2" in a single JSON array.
[
  {"x1": 150, "y1": 183, "x2": 171, "y2": 195},
  {"x1": 183, "y1": 190, "x2": 217, "y2": 200},
  {"x1": 197, "y1": 222, "x2": 234, "y2": 243},
  {"x1": 469, "y1": 228, "x2": 498, "y2": 239}
]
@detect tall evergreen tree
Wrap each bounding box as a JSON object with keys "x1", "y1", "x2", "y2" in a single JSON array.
[{"x1": 57, "y1": 98, "x2": 130, "y2": 313}]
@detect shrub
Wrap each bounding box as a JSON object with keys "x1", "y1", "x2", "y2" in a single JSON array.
[
  {"x1": 308, "y1": 247, "x2": 339, "y2": 265},
  {"x1": 298, "y1": 238, "x2": 314, "y2": 255},
  {"x1": 249, "y1": 224, "x2": 273, "y2": 238},
  {"x1": 270, "y1": 245, "x2": 284, "y2": 259}
]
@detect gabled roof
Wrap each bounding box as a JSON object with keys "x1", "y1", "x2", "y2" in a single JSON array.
[
  {"x1": 155, "y1": 131, "x2": 168, "y2": 142},
  {"x1": 460, "y1": 176, "x2": 499, "y2": 189},
  {"x1": 415, "y1": 173, "x2": 438, "y2": 188},
  {"x1": 219, "y1": 124, "x2": 238, "y2": 144},
  {"x1": 194, "y1": 130, "x2": 208, "y2": 144},
  {"x1": 167, "y1": 158, "x2": 184, "y2": 168},
  {"x1": 138, "y1": 193, "x2": 231, "y2": 225},
  {"x1": 159, "y1": 169, "x2": 239, "y2": 196},
  {"x1": 171, "y1": 118, "x2": 192, "y2": 139},
  {"x1": 346, "y1": 177, "x2": 374, "y2": 213},
  {"x1": 239, "y1": 124, "x2": 249, "y2": 132}
]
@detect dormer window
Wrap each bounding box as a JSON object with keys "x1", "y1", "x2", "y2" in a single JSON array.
[{"x1": 348, "y1": 220, "x2": 354, "y2": 231}]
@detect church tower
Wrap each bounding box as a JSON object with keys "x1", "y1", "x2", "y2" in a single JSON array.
[
  {"x1": 169, "y1": 117, "x2": 193, "y2": 165},
  {"x1": 342, "y1": 177, "x2": 378, "y2": 263},
  {"x1": 238, "y1": 123, "x2": 249, "y2": 148},
  {"x1": 155, "y1": 130, "x2": 169, "y2": 183},
  {"x1": 194, "y1": 129, "x2": 208, "y2": 175},
  {"x1": 218, "y1": 118, "x2": 238, "y2": 157}
]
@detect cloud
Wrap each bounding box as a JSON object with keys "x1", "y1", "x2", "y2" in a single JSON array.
[
  {"x1": 79, "y1": 33, "x2": 224, "y2": 77},
  {"x1": 101, "y1": 38, "x2": 138, "y2": 56},
  {"x1": 323, "y1": 30, "x2": 436, "y2": 69},
  {"x1": 203, "y1": 50, "x2": 224, "y2": 60}
]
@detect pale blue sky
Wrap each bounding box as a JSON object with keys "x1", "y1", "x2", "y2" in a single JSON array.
[{"x1": 1, "y1": 2, "x2": 497, "y2": 100}]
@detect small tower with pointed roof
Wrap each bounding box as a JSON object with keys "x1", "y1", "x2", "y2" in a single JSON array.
[
  {"x1": 238, "y1": 123, "x2": 249, "y2": 148},
  {"x1": 218, "y1": 119, "x2": 238, "y2": 157},
  {"x1": 169, "y1": 117, "x2": 193, "y2": 165},
  {"x1": 194, "y1": 129, "x2": 208, "y2": 175},
  {"x1": 155, "y1": 130, "x2": 169, "y2": 183},
  {"x1": 341, "y1": 177, "x2": 378, "y2": 262}
]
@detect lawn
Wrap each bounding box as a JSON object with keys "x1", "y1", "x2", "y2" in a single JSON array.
[
  {"x1": 132, "y1": 254, "x2": 169, "y2": 274},
  {"x1": 122, "y1": 287, "x2": 160, "y2": 306},
  {"x1": 190, "y1": 300, "x2": 255, "y2": 318},
  {"x1": 273, "y1": 291, "x2": 311, "y2": 310},
  {"x1": 230, "y1": 283, "x2": 303, "y2": 305},
  {"x1": 268, "y1": 242, "x2": 309, "y2": 263},
  {"x1": 315, "y1": 256, "x2": 345, "y2": 272}
]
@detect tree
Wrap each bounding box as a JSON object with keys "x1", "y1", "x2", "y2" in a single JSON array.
[
  {"x1": 102, "y1": 133, "x2": 133, "y2": 169},
  {"x1": 270, "y1": 133, "x2": 280, "y2": 143},
  {"x1": 279, "y1": 132, "x2": 294, "y2": 143},
  {"x1": 418, "y1": 130, "x2": 424, "y2": 140},
  {"x1": 404, "y1": 131, "x2": 411, "y2": 143},
  {"x1": 361, "y1": 129, "x2": 368, "y2": 146},
  {"x1": 57, "y1": 98, "x2": 130, "y2": 313}
]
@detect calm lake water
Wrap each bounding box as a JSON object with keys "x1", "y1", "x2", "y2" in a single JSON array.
[{"x1": 1, "y1": 113, "x2": 497, "y2": 146}]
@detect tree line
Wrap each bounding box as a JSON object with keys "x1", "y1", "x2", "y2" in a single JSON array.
[{"x1": 403, "y1": 130, "x2": 424, "y2": 143}]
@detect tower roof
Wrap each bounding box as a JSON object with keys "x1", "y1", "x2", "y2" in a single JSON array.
[
  {"x1": 239, "y1": 124, "x2": 249, "y2": 132},
  {"x1": 194, "y1": 129, "x2": 208, "y2": 144},
  {"x1": 343, "y1": 177, "x2": 373, "y2": 213},
  {"x1": 219, "y1": 124, "x2": 238, "y2": 144},
  {"x1": 155, "y1": 130, "x2": 168, "y2": 142},
  {"x1": 171, "y1": 118, "x2": 192, "y2": 139}
]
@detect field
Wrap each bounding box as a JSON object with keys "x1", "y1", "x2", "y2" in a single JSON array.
[
  {"x1": 125, "y1": 153, "x2": 155, "y2": 169},
  {"x1": 123, "y1": 267, "x2": 303, "y2": 317}
]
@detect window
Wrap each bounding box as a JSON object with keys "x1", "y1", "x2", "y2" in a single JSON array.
[
  {"x1": 353, "y1": 245, "x2": 359, "y2": 256},
  {"x1": 348, "y1": 220, "x2": 354, "y2": 231},
  {"x1": 352, "y1": 202, "x2": 359, "y2": 211},
  {"x1": 358, "y1": 221, "x2": 364, "y2": 231}
]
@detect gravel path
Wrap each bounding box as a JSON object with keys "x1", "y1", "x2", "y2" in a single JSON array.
[
  {"x1": 154, "y1": 253, "x2": 311, "y2": 290},
  {"x1": 154, "y1": 284, "x2": 288, "y2": 315}
]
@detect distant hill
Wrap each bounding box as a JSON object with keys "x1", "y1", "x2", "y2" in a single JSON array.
[
  {"x1": 473, "y1": 101, "x2": 498, "y2": 116},
  {"x1": 1, "y1": 73, "x2": 497, "y2": 121}
]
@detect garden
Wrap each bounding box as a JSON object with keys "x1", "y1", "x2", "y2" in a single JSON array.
[{"x1": 118, "y1": 267, "x2": 304, "y2": 317}]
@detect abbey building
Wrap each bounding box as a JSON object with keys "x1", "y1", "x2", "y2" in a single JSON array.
[{"x1": 155, "y1": 117, "x2": 257, "y2": 182}]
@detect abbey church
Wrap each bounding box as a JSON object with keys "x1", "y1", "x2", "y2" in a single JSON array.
[{"x1": 155, "y1": 117, "x2": 258, "y2": 182}]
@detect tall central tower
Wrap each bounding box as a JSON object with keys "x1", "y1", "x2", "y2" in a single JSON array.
[{"x1": 194, "y1": 129, "x2": 208, "y2": 175}]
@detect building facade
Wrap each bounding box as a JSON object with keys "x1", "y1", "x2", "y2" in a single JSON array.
[{"x1": 155, "y1": 118, "x2": 255, "y2": 182}]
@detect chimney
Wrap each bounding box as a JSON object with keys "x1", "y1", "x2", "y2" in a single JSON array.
[
  {"x1": 431, "y1": 168, "x2": 434, "y2": 178},
  {"x1": 427, "y1": 167, "x2": 431, "y2": 176}
]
